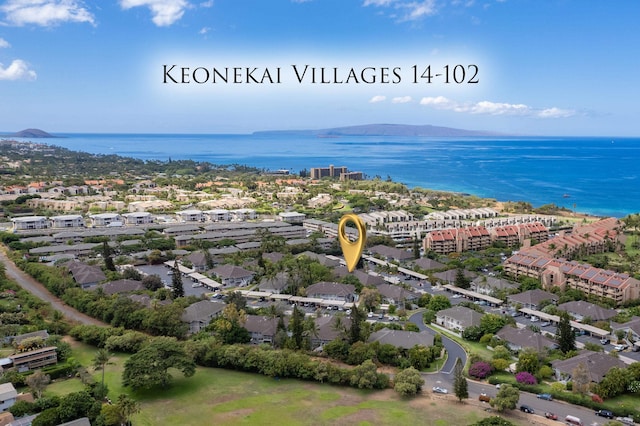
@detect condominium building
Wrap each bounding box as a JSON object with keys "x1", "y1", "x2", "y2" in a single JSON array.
[{"x1": 310, "y1": 165, "x2": 348, "y2": 180}]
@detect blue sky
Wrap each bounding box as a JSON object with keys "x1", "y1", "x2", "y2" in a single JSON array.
[{"x1": 0, "y1": 0, "x2": 639, "y2": 135}]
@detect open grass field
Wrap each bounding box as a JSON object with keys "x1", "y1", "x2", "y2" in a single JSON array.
[{"x1": 45, "y1": 338, "x2": 527, "y2": 426}]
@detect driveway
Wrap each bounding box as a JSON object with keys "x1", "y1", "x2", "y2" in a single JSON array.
[
  {"x1": 0, "y1": 247, "x2": 106, "y2": 326},
  {"x1": 409, "y1": 311, "x2": 467, "y2": 374}
]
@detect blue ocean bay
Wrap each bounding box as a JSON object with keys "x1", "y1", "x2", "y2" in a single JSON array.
[{"x1": 31, "y1": 133, "x2": 640, "y2": 218}]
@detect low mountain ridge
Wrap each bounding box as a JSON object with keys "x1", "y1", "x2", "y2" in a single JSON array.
[
  {"x1": 3, "y1": 128, "x2": 59, "y2": 138},
  {"x1": 254, "y1": 123, "x2": 506, "y2": 137}
]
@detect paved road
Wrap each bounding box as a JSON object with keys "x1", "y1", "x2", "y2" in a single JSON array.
[
  {"x1": 0, "y1": 247, "x2": 105, "y2": 326},
  {"x1": 409, "y1": 311, "x2": 467, "y2": 374}
]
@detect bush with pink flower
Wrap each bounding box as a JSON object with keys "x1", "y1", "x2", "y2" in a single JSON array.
[
  {"x1": 469, "y1": 361, "x2": 493, "y2": 379},
  {"x1": 515, "y1": 371, "x2": 537, "y2": 385}
]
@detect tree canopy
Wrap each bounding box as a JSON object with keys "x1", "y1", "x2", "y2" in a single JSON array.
[{"x1": 122, "y1": 336, "x2": 196, "y2": 390}]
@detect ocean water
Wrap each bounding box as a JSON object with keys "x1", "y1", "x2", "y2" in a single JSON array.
[{"x1": 19, "y1": 133, "x2": 640, "y2": 218}]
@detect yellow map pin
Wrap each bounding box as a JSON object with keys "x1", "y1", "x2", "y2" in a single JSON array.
[{"x1": 338, "y1": 213, "x2": 367, "y2": 272}]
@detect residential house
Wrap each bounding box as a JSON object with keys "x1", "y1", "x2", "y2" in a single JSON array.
[
  {"x1": 176, "y1": 209, "x2": 204, "y2": 223},
  {"x1": 610, "y1": 316, "x2": 640, "y2": 343},
  {"x1": 368, "y1": 329, "x2": 434, "y2": 350},
  {"x1": 89, "y1": 213, "x2": 123, "y2": 227},
  {"x1": 204, "y1": 209, "x2": 230, "y2": 222},
  {"x1": 311, "y1": 315, "x2": 351, "y2": 349},
  {"x1": 556, "y1": 301, "x2": 617, "y2": 322},
  {"x1": 185, "y1": 252, "x2": 210, "y2": 272},
  {"x1": 297, "y1": 251, "x2": 340, "y2": 268},
  {"x1": 436, "y1": 306, "x2": 484, "y2": 333},
  {"x1": 257, "y1": 272, "x2": 290, "y2": 294},
  {"x1": 368, "y1": 245, "x2": 413, "y2": 263},
  {"x1": 121, "y1": 212, "x2": 154, "y2": 225},
  {"x1": 49, "y1": 215, "x2": 85, "y2": 229},
  {"x1": 8, "y1": 346, "x2": 58, "y2": 372},
  {"x1": 94, "y1": 279, "x2": 144, "y2": 295},
  {"x1": 432, "y1": 269, "x2": 476, "y2": 286},
  {"x1": 230, "y1": 208, "x2": 256, "y2": 221},
  {"x1": 506, "y1": 289, "x2": 558, "y2": 310},
  {"x1": 333, "y1": 267, "x2": 386, "y2": 287},
  {"x1": 306, "y1": 282, "x2": 357, "y2": 303},
  {"x1": 471, "y1": 276, "x2": 518, "y2": 296},
  {"x1": 244, "y1": 315, "x2": 280, "y2": 344},
  {"x1": 181, "y1": 300, "x2": 226, "y2": 334},
  {"x1": 0, "y1": 383, "x2": 17, "y2": 412},
  {"x1": 551, "y1": 350, "x2": 626, "y2": 383},
  {"x1": 375, "y1": 284, "x2": 418, "y2": 305},
  {"x1": 212, "y1": 264, "x2": 255, "y2": 287},
  {"x1": 413, "y1": 257, "x2": 446, "y2": 271},
  {"x1": 279, "y1": 211, "x2": 306, "y2": 224},
  {"x1": 495, "y1": 326, "x2": 556, "y2": 353},
  {"x1": 64, "y1": 261, "x2": 107, "y2": 289},
  {"x1": 10, "y1": 330, "x2": 49, "y2": 347},
  {"x1": 11, "y1": 216, "x2": 49, "y2": 232}
]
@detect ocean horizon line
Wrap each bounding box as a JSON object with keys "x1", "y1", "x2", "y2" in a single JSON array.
[{"x1": 4, "y1": 133, "x2": 639, "y2": 219}]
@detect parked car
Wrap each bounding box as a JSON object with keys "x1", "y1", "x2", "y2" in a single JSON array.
[
  {"x1": 614, "y1": 344, "x2": 629, "y2": 351},
  {"x1": 615, "y1": 416, "x2": 635, "y2": 425},
  {"x1": 530, "y1": 316, "x2": 539, "y2": 322},
  {"x1": 478, "y1": 393, "x2": 491, "y2": 402},
  {"x1": 432, "y1": 386, "x2": 448, "y2": 394},
  {"x1": 544, "y1": 412, "x2": 558, "y2": 420},
  {"x1": 595, "y1": 409, "x2": 614, "y2": 419},
  {"x1": 565, "y1": 415, "x2": 583, "y2": 426},
  {"x1": 520, "y1": 405, "x2": 534, "y2": 414},
  {"x1": 537, "y1": 393, "x2": 553, "y2": 401},
  {"x1": 540, "y1": 321, "x2": 551, "y2": 327},
  {"x1": 600, "y1": 338, "x2": 610, "y2": 345},
  {"x1": 452, "y1": 294, "x2": 462, "y2": 298}
]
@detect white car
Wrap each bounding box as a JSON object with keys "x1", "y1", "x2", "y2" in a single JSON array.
[
  {"x1": 432, "y1": 386, "x2": 448, "y2": 394},
  {"x1": 452, "y1": 294, "x2": 462, "y2": 299}
]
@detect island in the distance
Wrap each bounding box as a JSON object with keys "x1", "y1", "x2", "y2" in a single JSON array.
[
  {"x1": 1, "y1": 128, "x2": 60, "y2": 138},
  {"x1": 253, "y1": 123, "x2": 508, "y2": 137}
]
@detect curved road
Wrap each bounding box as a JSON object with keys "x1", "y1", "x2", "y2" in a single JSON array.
[
  {"x1": 410, "y1": 311, "x2": 467, "y2": 374},
  {"x1": 0, "y1": 247, "x2": 105, "y2": 326}
]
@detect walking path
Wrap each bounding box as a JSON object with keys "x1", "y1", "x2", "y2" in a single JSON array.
[{"x1": 0, "y1": 246, "x2": 106, "y2": 326}]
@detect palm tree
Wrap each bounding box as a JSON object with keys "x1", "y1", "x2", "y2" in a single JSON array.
[
  {"x1": 93, "y1": 348, "x2": 112, "y2": 390},
  {"x1": 116, "y1": 394, "x2": 140, "y2": 426}
]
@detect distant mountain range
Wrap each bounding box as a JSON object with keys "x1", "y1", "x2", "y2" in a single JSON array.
[
  {"x1": 1, "y1": 128, "x2": 59, "y2": 138},
  {"x1": 254, "y1": 124, "x2": 506, "y2": 137}
]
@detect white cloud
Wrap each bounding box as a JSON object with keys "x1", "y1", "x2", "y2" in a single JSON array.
[
  {"x1": 0, "y1": 59, "x2": 36, "y2": 81},
  {"x1": 392, "y1": 96, "x2": 412, "y2": 104},
  {"x1": 369, "y1": 95, "x2": 387, "y2": 103},
  {"x1": 120, "y1": 0, "x2": 189, "y2": 27},
  {"x1": 537, "y1": 107, "x2": 575, "y2": 118},
  {"x1": 420, "y1": 96, "x2": 576, "y2": 118},
  {"x1": 1, "y1": 0, "x2": 95, "y2": 26},
  {"x1": 199, "y1": 0, "x2": 213, "y2": 6},
  {"x1": 199, "y1": 26, "x2": 210, "y2": 35},
  {"x1": 364, "y1": 0, "x2": 436, "y2": 22},
  {"x1": 0, "y1": 38, "x2": 10, "y2": 48}
]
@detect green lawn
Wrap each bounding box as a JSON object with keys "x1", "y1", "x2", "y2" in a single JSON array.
[{"x1": 46, "y1": 338, "x2": 518, "y2": 426}]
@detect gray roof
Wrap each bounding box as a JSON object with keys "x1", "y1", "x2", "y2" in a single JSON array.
[
  {"x1": 368, "y1": 329, "x2": 434, "y2": 349},
  {"x1": 437, "y1": 306, "x2": 484, "y2": 328},
  {"x1": 375, "y1": 283, "x2": 418, "y2": 301},
  {"x1": 306, "y1": 282, "x2": 355, "y2": 298},
  {"x1": 368, "y1": 245, "x2": 413, "y2": 261},
  {"x1": 471, "y1": 276, "x2": 518, "y2": 291},
  {"x1": 0, "y1": 382, "x2": 17, "y2": 401},
  {"x1": 182, "y1": 300, "x2": 226, "y2": 323},
  {"x1": 258, "y1": 272, "x2": 290, "y2": 292},
  {"x1": 333, "y1": 267, "x2": 386, "y2": 286},
  {"x1": 507, "y1": 289, "x2": 558, "y2": 306},
  {"x1": 413, "y1": 257, "x2": 446, "y2": 270},
  {"x1": 496, "y1": 325, "x2": 556, "y2": 352},
  {"x1": 297, "y1": 251, "x2": 340, "y2": 267},
  {"x1": 557, "y1": 301, "x2": 617, "y2": 321},
  {"x1": 433, "y1": 269, "x2": 476, "y2": 283},
  {"x1": 244, "y1": 315, "x2": 279, "y2": 336},
  {"x1": 64, "y1": 261, "x2": 107, "y2": 285},
  {"x1": 213, "y1": 264, "x2": 254, "y2": 279},
  {"x1": 95, "y1": 279, "x2": 144, "y2": 295},
  {"x1": 551, "y1": 350, "x2": 626, "y2": 383}
]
